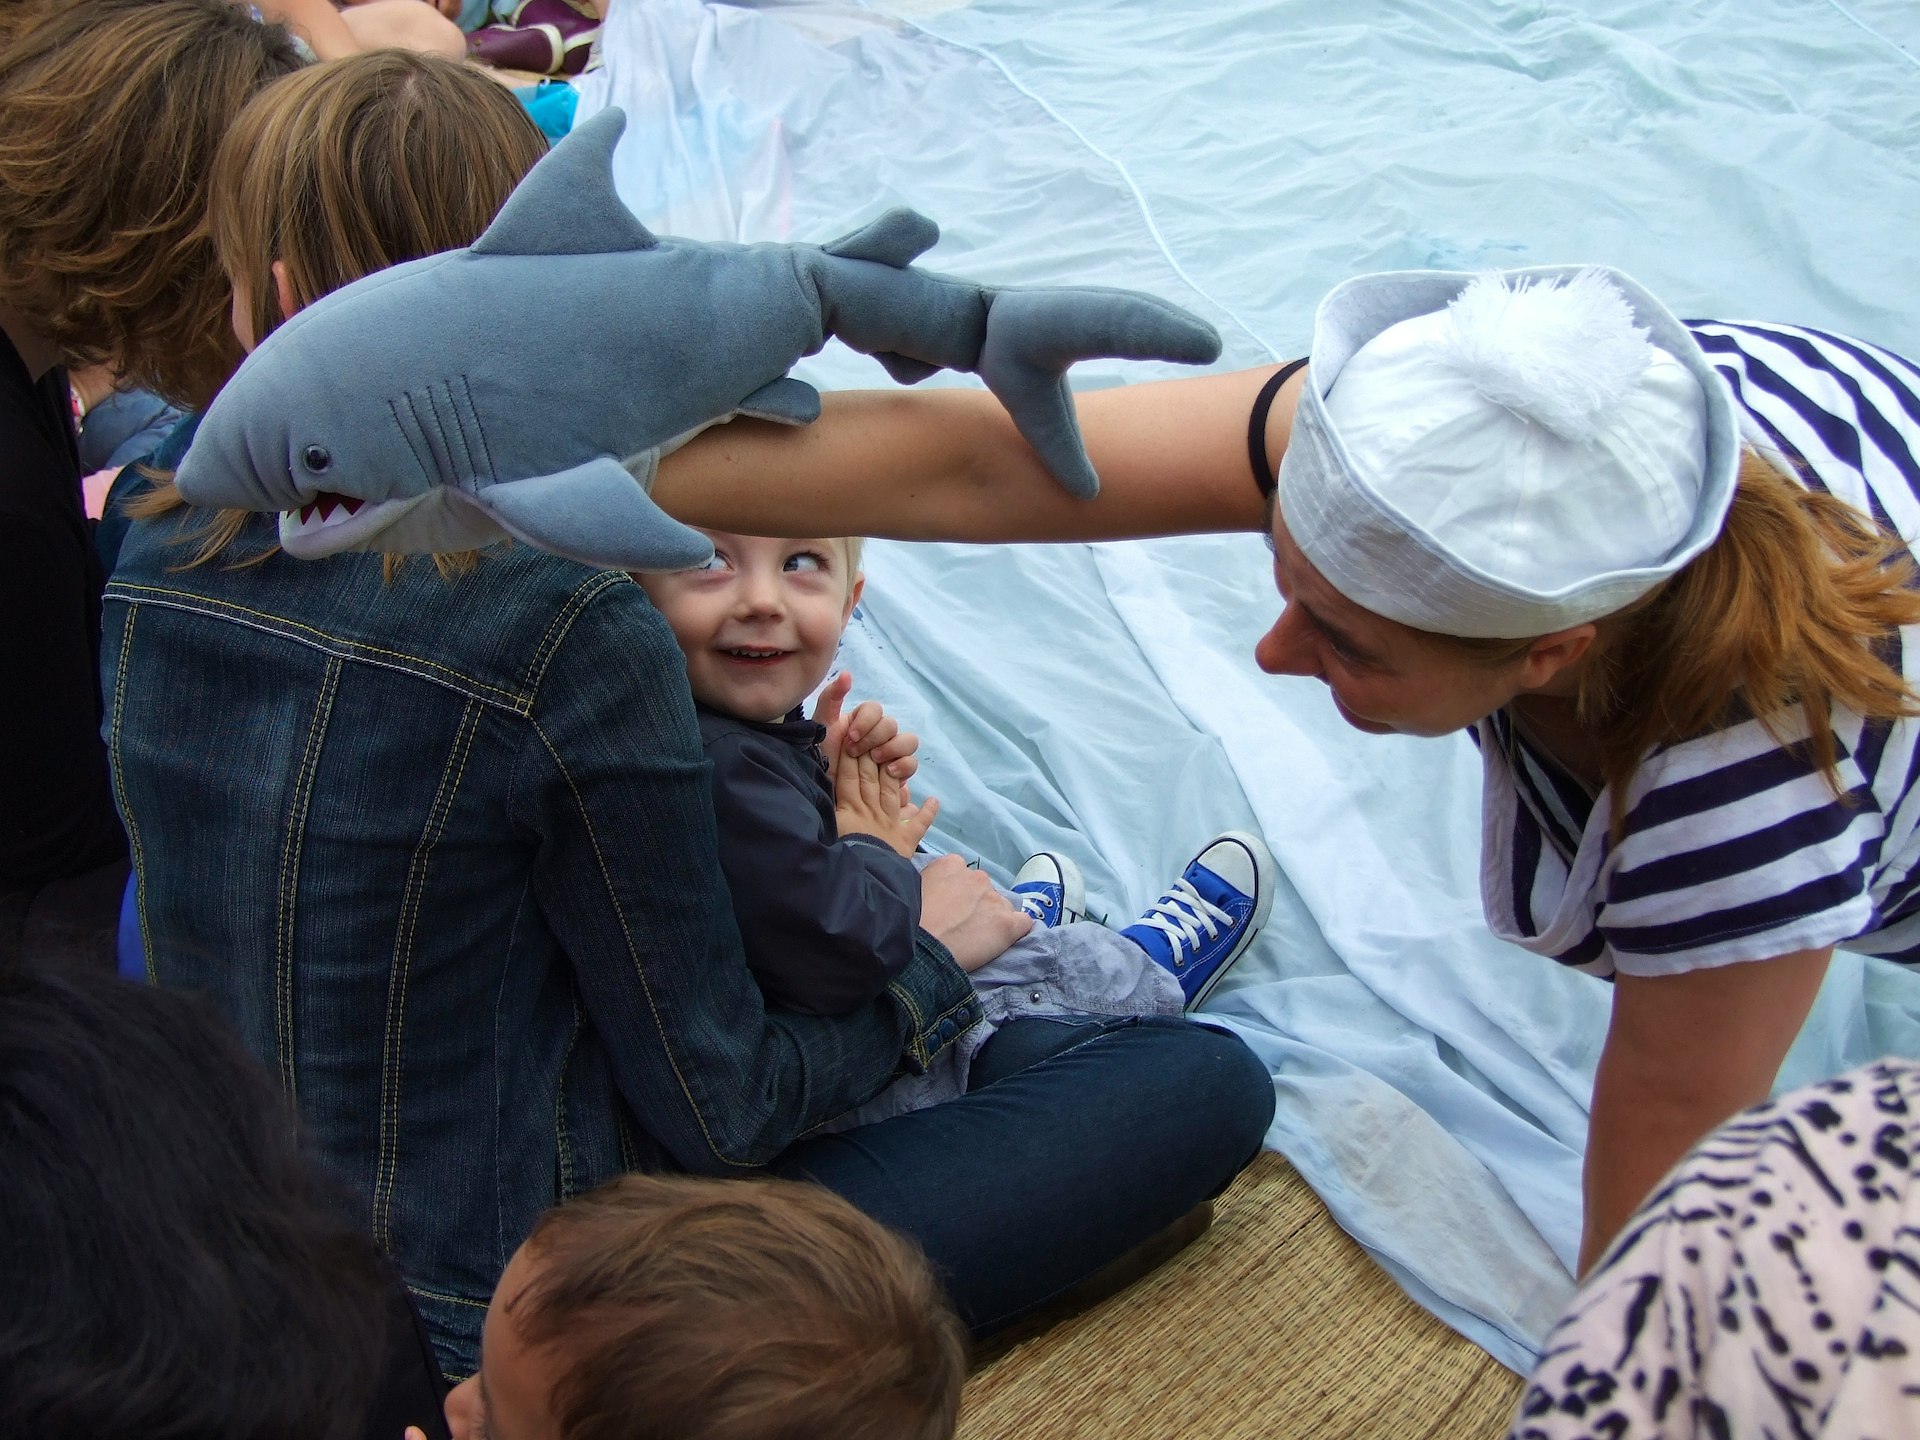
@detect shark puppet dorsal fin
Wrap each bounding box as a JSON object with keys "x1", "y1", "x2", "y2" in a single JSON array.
[{"x1": 471, "y1": 107, "x2": 659, "y2": 258}]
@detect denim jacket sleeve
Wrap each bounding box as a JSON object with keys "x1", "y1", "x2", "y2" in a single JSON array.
[{"x1": 509, "y1": 578, "x2": 977, "y2": 1172}]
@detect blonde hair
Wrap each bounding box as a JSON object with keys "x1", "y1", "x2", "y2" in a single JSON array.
[
  {"x1": 210, "y1": 49, "x2": 547, "y2": 354},
  {"x1": 1450, "y1": 448, "x2": 1920, "y2": 832},
  {"x1": 130, "y1": 51, "x2": 549, "y2": 576},
  {"x1": 0, "y1": 0, "x2": 302, "y2": 406}
]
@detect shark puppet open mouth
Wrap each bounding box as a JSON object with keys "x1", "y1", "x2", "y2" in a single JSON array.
[
  {"x1": 277, "y1": 485, "x2": 528, "y2": 560},
  {"x1": 279, "y1": 491, "x2": 427, "y2": 557}
]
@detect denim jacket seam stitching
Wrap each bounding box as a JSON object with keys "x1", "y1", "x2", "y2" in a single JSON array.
[
  {"x1": 104, "y1": 584, "x2": 533, "y2": 712},
  {"x1": 529, "y1": 715, "x2": 754, "y2": 1171},
  {"x1": 887, "y1": 975, "x2": 931, "y2": 1067},
  {"x1": 373, "y1": 697, "x2": 482, "y2": 1249},
  {"x1": 495, "y1": 882, "x2": 532, "y2": 1256},
  {"x1": 405, "y1": 1281, "x2": 490, "y2": 1311},
  {"x1": 554, "y1": 994, "x2": 583, "y2": 1198},
  {"x1": 523, "y1": 571, "x2": 630, "y2": 698},
  {"x1": 106, "y1": 606, "x2": 153, "y2": 979},
  {"x1": 615, "y1": 1106, "x2": 640, "y2": 1174},
  {"x1": 275, "y1": 656, "x2": 341, "y2": 1103},
  {"x1": 889, "y1": 979, "x2": 926, "y2": 1030}
]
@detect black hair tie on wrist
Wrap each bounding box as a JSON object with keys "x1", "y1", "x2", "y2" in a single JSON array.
[{"x1": 1248, "y1": 357, "x2": 1309, "y2": 499}]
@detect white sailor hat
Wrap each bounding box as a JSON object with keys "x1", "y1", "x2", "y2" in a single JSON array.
[{"x1": 1277, "y1": 265, "x2": 1741, "y2": 639}]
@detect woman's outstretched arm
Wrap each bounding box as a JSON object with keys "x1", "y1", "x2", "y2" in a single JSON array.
[
  {"x1": 648, "y1": 364, "x2": 1303, "y2": 544},
  {"x1": 1580, "y1": 947, "x2": 1832, "y2": 1274}
]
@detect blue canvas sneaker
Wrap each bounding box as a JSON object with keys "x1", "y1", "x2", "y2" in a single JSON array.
[
  {"x1": 1123, "y1": 832, "x2": 1275, "y2": 1008},
  {"x1": 1010, "y1": 851, "x2": 1085, "y2": 928}
]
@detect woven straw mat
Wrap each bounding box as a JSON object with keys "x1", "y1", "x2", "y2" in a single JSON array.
[{"x1": 959, "y1": 1152, "x2": 1526, "y2": 1439}]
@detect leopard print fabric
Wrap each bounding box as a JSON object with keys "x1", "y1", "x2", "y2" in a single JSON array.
[{"x1": 1509, "y1": 1060, "x2": 1920, "y2": 1440}]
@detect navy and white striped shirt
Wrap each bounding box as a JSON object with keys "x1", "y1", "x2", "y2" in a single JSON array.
[{"x1": 1478, "y1": 322, "x2": 1920, "y2": 977}]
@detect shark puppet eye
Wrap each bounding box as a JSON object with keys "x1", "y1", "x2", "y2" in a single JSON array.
[{"x1": 301, "y1": 445, "x2": 333, "y2": 474}]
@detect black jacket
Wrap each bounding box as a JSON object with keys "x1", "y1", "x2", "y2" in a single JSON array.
[
  {"x1": 697, "y1": 706, "x2": 921, "y2": 1016},
  {"x1": 0, "y1": 332, "x2": 126, "y2": 891}
]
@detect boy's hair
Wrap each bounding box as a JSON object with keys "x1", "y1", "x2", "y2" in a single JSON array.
[
  {"x1": 0, "y1": 0, "x2": 303, "y2": 406},
  {"x1": 0, "y1": 966, "x2": 389, "y2": 1440},
  {"x1": 211, "y1": 49, "x2": 549, "y2": 355},
  {"x1": 844, "y1": 535, "x2": 866, "y2": 574},
  {"x1": 513, "y1": 1174, "x2": 968, "y2": 1440}
]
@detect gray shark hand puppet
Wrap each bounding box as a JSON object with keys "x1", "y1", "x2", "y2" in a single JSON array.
[{"x1": 173, "y1": 107, "x2": 1222, "y2": 571}]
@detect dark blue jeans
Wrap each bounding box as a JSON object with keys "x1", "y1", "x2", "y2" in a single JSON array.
[{"x1": 774, "y1": 1015, "x2": 1274, "y2": 1335}]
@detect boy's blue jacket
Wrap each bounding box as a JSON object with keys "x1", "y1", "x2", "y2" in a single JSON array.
[{"x1": 697, "y1": 706, "x2": 922, "y2": 1017}]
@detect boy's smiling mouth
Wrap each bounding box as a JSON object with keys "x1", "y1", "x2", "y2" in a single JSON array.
[{"x1": 718, "y1": 646, "x2": 792, "y2": 665}]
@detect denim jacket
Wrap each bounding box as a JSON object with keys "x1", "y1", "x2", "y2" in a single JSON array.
[{"x1": 101, "y1": 506, "x2": 977, "y2": 1374}]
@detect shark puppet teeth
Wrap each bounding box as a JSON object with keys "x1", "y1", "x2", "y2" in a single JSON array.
[
  {"x1": 280, "y1": 492, "x2": 418, "y2": 558},
  {"x1": 292, "y1": 491, "x2": 365, "y2": 527}
]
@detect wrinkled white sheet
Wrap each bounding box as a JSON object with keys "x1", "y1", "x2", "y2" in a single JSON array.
[{"x1": 578, "y1": 0, "x2": 1920, "y2": 1371}]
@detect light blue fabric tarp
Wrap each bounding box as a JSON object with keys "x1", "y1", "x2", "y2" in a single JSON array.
[{"x1": 577, "y1": 0, "x2": 1920, "y2": 1372}]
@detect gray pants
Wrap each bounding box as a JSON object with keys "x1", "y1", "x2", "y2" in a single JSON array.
[{"x1": 824, "y1": 864, "x2": 1183, "y2": 1131}]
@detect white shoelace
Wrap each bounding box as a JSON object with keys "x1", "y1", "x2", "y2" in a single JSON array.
[
  {"x1": 1017, "y1": 892, "x2": 1053, "y2": 921},
  {"x1": 1133, "y1": 879, "x2": 1231, "y2": 967}
]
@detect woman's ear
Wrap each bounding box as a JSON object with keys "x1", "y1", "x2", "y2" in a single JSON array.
[
  {"x1": 1518, "y1": 624, "x2": 1597, "y2": 689},
  {"x1": 271, "y1": 260, "x2": 298, "y2": 325}
]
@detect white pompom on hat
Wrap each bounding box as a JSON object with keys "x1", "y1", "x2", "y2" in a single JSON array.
[{"x1": 1277, "y1": 265, "x2": 1741, "y2": 639}]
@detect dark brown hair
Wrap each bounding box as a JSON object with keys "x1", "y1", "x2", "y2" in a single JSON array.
[
  {"x1": 0, "y1": 967, "x2": 389, "y2": 1440},
  {"x1": 513, "y1": 1174, "x2": 968, "y2": 1440},
  {"x1": 0, "y1": 0, "x2": 303, "y2": 406}
]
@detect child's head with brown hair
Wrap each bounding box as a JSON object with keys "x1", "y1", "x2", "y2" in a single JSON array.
[
  {"x1": 0, "y1": 0, "x2": 303, "y2": 405},
  {"x1": 134, "y1": 49, "x2": 550, "y2": 570},
  {"x1": 446, "y1": 1174, "x2": 966, "y2": 1440},
  {"x1": 211, "y1": 48, "x2": 550, "y2": 356}
]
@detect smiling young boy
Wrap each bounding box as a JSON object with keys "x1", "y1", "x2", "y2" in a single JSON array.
[{"x1": 639, "y1": 530, "x2": 1277, "y2": 1124}]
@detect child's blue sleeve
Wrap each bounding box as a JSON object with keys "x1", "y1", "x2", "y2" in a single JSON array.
[{"x1": 705, "y1": 730, "x2": 922, "y2": 1018}]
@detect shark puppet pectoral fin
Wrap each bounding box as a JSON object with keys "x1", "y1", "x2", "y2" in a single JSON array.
[
  {"x1": 478, "y1": 457, "x2": 714, "y2": 572},
  {"x1": 976, "y1": 287, "x2": 1224, "y2": 500},
  {"x1": 736, "y1": 377, "x2": 821, "y2": 426},
  {"x1": 471, "y1": 108, "x2": 658, "y2": 259}
]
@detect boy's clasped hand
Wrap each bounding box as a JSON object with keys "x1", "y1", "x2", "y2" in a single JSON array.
[{"x1": 811, "y1": 670, "x2": 939, "y2": 861}]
